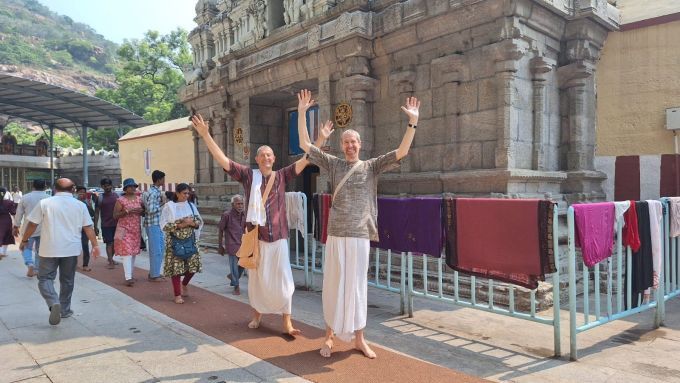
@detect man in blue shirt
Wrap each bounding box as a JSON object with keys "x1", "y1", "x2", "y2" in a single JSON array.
[{"x1": 142, "y1": 170, "x2": 166, "y2": 281}]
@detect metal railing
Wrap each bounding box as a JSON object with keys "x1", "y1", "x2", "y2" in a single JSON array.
[
  {"x1": 567, "y1": 204, "x2": 665, "y2": 360},
  {"x1": 406, "y1": 204, "x2": 561, "y2": 357}
]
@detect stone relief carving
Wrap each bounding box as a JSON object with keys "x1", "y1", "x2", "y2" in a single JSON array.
[
  {"x1": 284, "y1": 0, "x2": 304, "y2": 25},
  {"x1": 247, "y1": 0, "x2": 267, "y2": 40}
]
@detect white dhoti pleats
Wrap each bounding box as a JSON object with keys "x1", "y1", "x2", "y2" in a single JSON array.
[
  {"x1": 322, "y1": 236, "x2": 370, "y2": 342},
  {"x1": 248, "y1": 239, "x2": 295, "y2": 314}
]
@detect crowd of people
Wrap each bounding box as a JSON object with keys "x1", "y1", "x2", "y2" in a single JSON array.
[{"x1": 0, "y1": 89, "x2": 419, "y2": 360}]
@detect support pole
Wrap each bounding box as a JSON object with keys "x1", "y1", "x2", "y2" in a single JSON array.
[
  {"x1": 82, "y1": 125, "x2": 89, "y2": 187},
  {"x1": 49, "y1": 125, "x2": 55, "y2": 186}
]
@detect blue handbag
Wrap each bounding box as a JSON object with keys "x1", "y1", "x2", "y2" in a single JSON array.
[{"x1": 171, "y1": 203, "x2": 198, "y2": 260}]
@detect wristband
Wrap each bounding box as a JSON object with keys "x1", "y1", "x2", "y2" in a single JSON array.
[
  {"x1": 21, "y1": 239, "x2": 28, "y2": 243},
  {"x1": 408, "y1": 123, "x2": 417, "y2": 129}
]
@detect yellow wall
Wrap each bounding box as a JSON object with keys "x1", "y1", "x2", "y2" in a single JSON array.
[
  {"x1": 596, "y1": 19, "x2": 680, "y2": 156},
  {"x1": 119, "y1": 129, "x2": 195, "y2": 186}
]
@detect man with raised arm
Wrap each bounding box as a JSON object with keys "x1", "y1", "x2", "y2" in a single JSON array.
[
  {"x1": 191, "y1": 111, "x2": 330, "y2": 336},
  {"x1": 296, "y1": 89, "x2": 419, "y2": 359}
]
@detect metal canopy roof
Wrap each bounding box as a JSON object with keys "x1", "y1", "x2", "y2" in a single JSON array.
[{"x1": 0, "y1": 73, "x2": 148, "y2": 130}]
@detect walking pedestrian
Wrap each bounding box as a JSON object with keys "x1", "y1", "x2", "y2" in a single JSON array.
[
  {"x1": 94, "y1": 178, "x2": 119, "y2": 269},
  {"x1": 0, "y1": 187, "x2": 17, "y2": 259},
  {"x1": 161, "y1": 183, "x2": 202, "y2": 304},
  {"x1": 218, "y1": 195, "x2": 246, "y2": 295},
  {"x1": 12, "y1": 180, "x2": 49, "y2": 276},
  {"x1": 19, "y1": 178, "x2": 99, "y2": 325},
  {"x1": 142, "y1": 170, "x2": 166, "y2": 281},
  {"x1": 113, "y1": 178, "x2": 144, "y2": 286},
  {"x1": 76, "y1": 186, "x2": 95, "y2": 271}
]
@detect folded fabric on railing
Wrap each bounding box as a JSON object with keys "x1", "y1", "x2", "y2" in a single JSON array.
[
  {"x1": 371, "y1": 197, "x2": 444, "y2": 256},
  {"x1": 623, "y1": 200, "x2": 641, "y2": 251},
  {"x1": 285, "y1": 192, "x2": 305, "y2": 234},
  {"x1": 669, "y1": 197, "x2": 680, "y2": 237},
  {"x1": 647, "y1": 200, "x2": 663, "y2": 290},
  {"x1": 573, "y1": 202, "x2": 615, "y2": 268},
  {"x1": 443, "y1": 198, "x2": 556, "y2": 290},
  {"x1": 312, "y1": 193, "x2": 332, "y2": 244}
]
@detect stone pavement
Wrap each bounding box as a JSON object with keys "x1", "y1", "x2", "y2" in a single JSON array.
[{"x1": 2, "y1": 242, "x2": 680, "y2": 382}]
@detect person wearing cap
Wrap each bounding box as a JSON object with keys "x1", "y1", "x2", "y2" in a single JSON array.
[
  {"x1": 94, "y1": 178, "x2": 119, "y2": 269},
  {"x1": 113, "y1": 178, "x2": 145, "y2": 286}
]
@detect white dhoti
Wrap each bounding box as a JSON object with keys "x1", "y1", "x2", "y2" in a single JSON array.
[
  {"x1": 322, "y1": 236, "x2": 370, "y2": 342},
  {"x1": 248, "y1": 239, "x2": 295, "y2": 314}
]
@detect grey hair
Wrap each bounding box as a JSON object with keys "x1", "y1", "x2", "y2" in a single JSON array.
[
  {"x1": 231, "y1": 194, "x2": 243, "y2": 203},
  {"x1": 256, "y1": 145, "x2": 274, "y2": 156},
  {"x1": 341, "y1": 129, "x2": 361, "y2": 142}
]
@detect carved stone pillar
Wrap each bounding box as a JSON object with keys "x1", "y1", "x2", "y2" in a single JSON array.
[
  {"x1": 531, "y1": 56, "x2": 555, "y2": 171},
  {"x1": 338, "y1": 74, "x2": 379, "y2": 156},
  {"x1": 558, "y1": 61, "x2": 595, "y2": 171},
  {"x1": 494, "y1": 59, "x2": 520, "y2": 169}
]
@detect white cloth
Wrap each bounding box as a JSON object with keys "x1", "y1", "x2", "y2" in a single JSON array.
[
  {"x1": 248, "y1": 239, "x2": 295, "y2": 314},
  {"x1": 26, "y1": 192, "x2": 93, "y2": 258},
  {"x1": 160, "y1": 201, "x2": 203, "y2": 239},
  {"x1": 14, "y1": 191, "x2": 49, "y2": 237},
  {"x1": 115, "y1": 255, "x2": 137, "y2": 280},
  {"x1": 12, "y1": 191, "x2": 22, "y2": 204},
  {"x1": 285, "y1": 192, "x2": 305, "y2": 234},
  {"x1": 669, "y1": 197, "x2": 680, "y2": 237},
  {"x1": 246, "y1": 170, "x2": 267, "y2": 226},
  {"x1": 323, "y1": 236, "x2": 370, "y2": 342},
  {"x1": 614, "y1": 201, "x2": 630, "y2": 224},
  {"x1": 647, "y1": 200, "x2": 663, "y2": 290}
]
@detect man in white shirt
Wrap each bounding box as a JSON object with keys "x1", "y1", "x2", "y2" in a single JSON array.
[
  {"x1": 19, "y1": 178, "x2": 100, "y2": 326},
  {"x1": 12, "y1": 180, "x2": 49, "y2": 277},
  {"x1": 12, "y1": 185, "x2": 23, "y2": 204}
]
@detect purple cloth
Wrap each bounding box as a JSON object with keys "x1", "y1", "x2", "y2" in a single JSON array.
[
  {"x1": 574, "y1": 202, "x2": 616, "y2": 267},
  {"x1": 371, "y1": 197, "x2": 444, "y2": 257}
]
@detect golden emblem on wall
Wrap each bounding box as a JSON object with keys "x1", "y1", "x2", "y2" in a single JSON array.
[
  {"x1": 334, "y1": 102, "x2": 352, "y2": 128},
  {"x1": 234, "y1": 127, "x2": 244, "y2": 144}
]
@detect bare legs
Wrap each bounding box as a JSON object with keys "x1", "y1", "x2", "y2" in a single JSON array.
[
  {"x1": 319, "y1": 328, "x2": 376, "y2": 359},
  {"x1": 247, "y1": 310, "x2": 301, "y2": 336}
]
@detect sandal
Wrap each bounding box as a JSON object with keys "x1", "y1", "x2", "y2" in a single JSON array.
[
  {"x1": 81, "y1": 266, "x2": 92, "y2": 272},
  {"x1": 174, "y1": 296, "x2": 184, "y2": 304}
]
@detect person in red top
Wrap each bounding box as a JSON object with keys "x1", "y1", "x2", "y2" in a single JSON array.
[{"x1": 192, "y1": 111, "x2": 330, "y2": 336}]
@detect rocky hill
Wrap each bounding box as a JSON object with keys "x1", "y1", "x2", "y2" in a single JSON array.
[{"x1": 0, "y1": 0, "x2": 118, "y2": 95}]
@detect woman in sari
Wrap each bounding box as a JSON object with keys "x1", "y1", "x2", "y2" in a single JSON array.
[{"x1": 161, "y1": 183, "x2": 203, "y2": 304}]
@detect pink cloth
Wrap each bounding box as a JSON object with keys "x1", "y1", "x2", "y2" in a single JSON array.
[{"x1": 574, "y1": 202, "x2": 615, "y2": 268}]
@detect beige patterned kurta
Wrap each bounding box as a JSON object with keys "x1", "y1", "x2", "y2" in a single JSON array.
[{"x1": 161, "y1": 201, "x2": 202, "y2": 277}]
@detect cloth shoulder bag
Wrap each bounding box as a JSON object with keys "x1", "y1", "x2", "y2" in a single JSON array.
[
  {"x1": 237, "y1": 172, "x2": 276, "y2": 269},
  {"x1": 171, "y1": 203, "x2": 198, "y2": 260}
]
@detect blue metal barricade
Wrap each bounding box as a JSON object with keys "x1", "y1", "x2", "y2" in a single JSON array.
[
  {"x1": 406, "y1": 204, "x2": 561, "y2": 357},
  {"x1": 661, "y1": 198, "x2": 680, "y2": 302},
  {"x1": 567, "y1": 203, "x2": 665, "y2": 360}
]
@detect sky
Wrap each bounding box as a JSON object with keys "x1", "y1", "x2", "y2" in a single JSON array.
[{"x1": 41, "y1": 0, "x2": 198, "y2": 43}]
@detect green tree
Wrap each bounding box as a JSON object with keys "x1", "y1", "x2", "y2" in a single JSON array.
[
  {"x1": 96, "y1": 29, "x2": 192, "y2": 125},
  {"x1": 3, "y1": 122, "x2": 82, "y2": 148}
]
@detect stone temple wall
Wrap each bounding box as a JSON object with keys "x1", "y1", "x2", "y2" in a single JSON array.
[
  {"x1": 181, "y1": 0, "x2": 620, "y2": 294},
  {"x1": 182, "y1": 0, "x2": 619, "y2": 206}
]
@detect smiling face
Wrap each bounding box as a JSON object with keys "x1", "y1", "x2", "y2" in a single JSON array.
[
  {"x1": 255, "y1": 145, "x2": 275, "y2": 171},
  {"x1": 341, "y1": 130, "x2": 361, "y2": 162}
]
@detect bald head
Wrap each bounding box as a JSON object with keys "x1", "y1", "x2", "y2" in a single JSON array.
[{"x1": 55, "y1": 178, "x2": 75, "y2": 192}]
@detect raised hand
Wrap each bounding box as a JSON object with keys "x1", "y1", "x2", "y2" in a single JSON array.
[
  {"x1": 400, "y1": 96, "x2": 420, "y2": 124},
  {"x1": 319, "y1": 120, "x2": 334, "y2": 142},
  {"x1": 297, "y1": 89, "x2": 315, "y2": 114},
  {"x1": 191, "y1": 114, "x2": 210, "y2": 137}
]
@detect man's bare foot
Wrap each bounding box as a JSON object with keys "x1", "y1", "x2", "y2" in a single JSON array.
[
  {"x1": 320, "y1": 338, "x2": 334, "y2": 358},
  {"x1": 233, "y1": 286, "x2": 240, "y2": 295},
  {"x1": 248, "y1": 317, "x2": 261, "y2": 329},
  {"x1": 26, "y1": 265, "x2": 34, "y2": 277},
  {"x1": 181, "y1": 284, "x2": 189, "y2": 297},
  {"x1": 284, "y1": 323, "x2": 301, "y2": 336},
  {"x1": 355, "y1": 339, "x2": 377, "y2": 359},
  {"x1": 174, "y1": 296, "x2": 184, "y2": 304}
]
